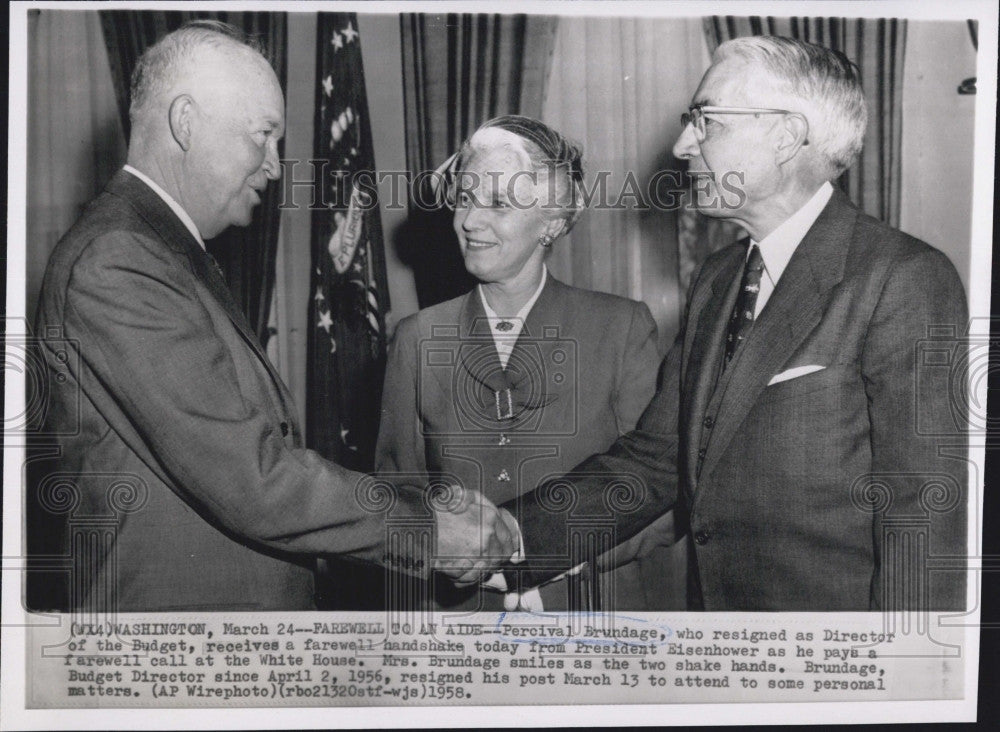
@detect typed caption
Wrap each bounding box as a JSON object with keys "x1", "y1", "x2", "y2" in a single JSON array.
[{"x1": 25, "y1": 611, "x2": 966, "y2": 707}]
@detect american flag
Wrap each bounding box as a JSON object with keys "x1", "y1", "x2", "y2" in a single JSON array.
[{"x1": 306, "y1": 13, "x2": 389, "y2": 470}]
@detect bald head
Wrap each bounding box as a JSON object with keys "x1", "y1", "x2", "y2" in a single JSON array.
[{"x1": 126, "y1": 21, "x2": 285, "y2": 240}]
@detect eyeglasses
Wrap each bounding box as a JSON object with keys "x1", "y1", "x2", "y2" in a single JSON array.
[{"x1": 680, "y1": 105, "x2": 807, "y2": 143}]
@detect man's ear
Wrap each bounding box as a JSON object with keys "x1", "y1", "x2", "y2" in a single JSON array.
[
  {"x1": 775, "y1": 113, "x2": 810, "y2": 166},
  {"x1": 168, "y1": 95, "x2": 196, "y2": 151}
]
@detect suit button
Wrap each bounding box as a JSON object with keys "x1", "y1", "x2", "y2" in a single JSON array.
[
  {"x1": 694, "y1": 530, "x2": 709, "y2": 545},
  {"x1": 703, "y1": 415, "x2": 714, "y2": 428},
  {"x1": 280, "y1": 421, "x2": 289, "y2": 437},
  {"x1": 698, "y1": 448, "x2": 707, "y2": 459}
]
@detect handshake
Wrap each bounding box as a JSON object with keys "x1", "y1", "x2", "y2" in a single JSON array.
[{"x1": 431, "y1": 487, "x2": 521, "y2": 586}]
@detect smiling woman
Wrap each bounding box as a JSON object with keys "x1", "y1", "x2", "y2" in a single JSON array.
[
  {"x1": 369, "y1": 115, "x2": 683, "y2": 613},
  {"x1": 450, "y1": 121, "x2": 578, "y2": 301}
]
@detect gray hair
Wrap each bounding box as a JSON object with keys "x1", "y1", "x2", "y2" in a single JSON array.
[
  {"x1": 714, "y1": 36, "x2": 867, "y2": 178},
  {"x1": 129, "y1": 20, "x2": 267, "y2": 128},
  {"x1": 452, "y1": 115, "x2": 586, "y2": 235}
]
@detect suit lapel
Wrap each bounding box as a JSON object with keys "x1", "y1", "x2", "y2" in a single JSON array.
[
  {"x1": 455, "y1": 285, "x2": 503, "y2": 382},
  {"x1": 107, "y1": 170, "x2": 294, "y2": 417},
  {"x1": 510, "y1": 270, "x2": 563, "y2": 356},
  {"x1": 458, "y1": 284, "x2": 493, "y2": 340},
  {"x1": 680, "y1": 246, "x2": 746, "y2": 493},
  {"x1": 190, "y1": 250, "x2": 268, "y2": 363},
  {"x1": 698, "y1": 190, "x2": 858, "y2": 484},
  {"x1": 510, "y1": 273, "x2": 566, "y2": 412}
]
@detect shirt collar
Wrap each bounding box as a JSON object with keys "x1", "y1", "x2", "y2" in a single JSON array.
[
  {"x1": 750, "y1": 181, "x2": 834, "y2": 281},
  {"x1": 123, "y1": 165, "x2": 206, "y2": 250},
  {"x1": 478, "y1": 266, "x2": 548, "y2": 325}
]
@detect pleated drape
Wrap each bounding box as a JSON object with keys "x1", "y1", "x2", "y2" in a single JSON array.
[
  {"x1": 540, "y1": 17, "x2": 705, "y2": 346},
  {"x1": 26, "y1": 10, "x2": 127, "y2": 324},
  {"x1": 401, "y1": 13, "x2": 556, "y2": 180}
]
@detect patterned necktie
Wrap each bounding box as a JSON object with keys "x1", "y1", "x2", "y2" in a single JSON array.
[{"x1": 724, "y1": 244, "x2": 765, "y2": 364}]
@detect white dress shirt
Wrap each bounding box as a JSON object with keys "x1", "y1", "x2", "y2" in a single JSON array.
[
  {"x1": 477, "y1": 266, "x2": 548, "y2": 368},
  {"x1": 123, "y1": 165, "x2": 206, "y2": 250},
  {"x1": 749, "y1": 181, "x2": 833, "y2": 316}
]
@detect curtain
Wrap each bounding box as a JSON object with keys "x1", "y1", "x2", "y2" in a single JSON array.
[
  {"x1": 27, "y1": 10, "x2": 127, "y2": 325},
  {"x1": 398, "y1": 13, "x2": 558, "y2": 307},
  {"x1": 99, "y1": 10, "x2": 287, "y2": 347},
  {"x1": 537, "y1": 18, "x2": 704, "y2": 606},
  {"x1": 542, "y1": 17, "x2": 707, "y2": 346},
  {"x1": 678, "y1": 16, "x2": 907, "y2": 293}
]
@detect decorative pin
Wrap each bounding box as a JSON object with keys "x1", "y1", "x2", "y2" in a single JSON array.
[
  {"x1": 495, "y1": 321, "x2": 515, "y2": 332},
  {"x1": 495, "y1": 388, "x2": 514, "y2": 420},
  {"x1": 497, "y1": 469, "x2": 511, "y2": 482},
  {"x1": 498, "y1": 433, "x2": 510, "y2": 446}
]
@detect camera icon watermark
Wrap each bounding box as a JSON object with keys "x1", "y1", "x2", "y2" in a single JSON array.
[
  {"x1": 3, "y1": 322, "x2": 81, "y2": 438},
  {"x1": 20, "y1": 470, "x2": 150, "y2": 653},
  {"x1": 850, "y1": 470, "x2": 967, "y2": 656},
  {"x1": 915, "y1": 322, "x2": 992, "y2": 436},
  {"x1": 349, "y1": 472, "x2": 496, "y2": 635},
  {"x1": 510, "y1": 471, "x2": 649, "y2": 626},
  {"x1": 418, "y1": 323, "x2": 578, "y2": 436}
]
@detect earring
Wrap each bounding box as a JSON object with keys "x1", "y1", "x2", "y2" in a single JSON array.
[{"x1": 539, "y1": 234, "x2": 554, "y2": 248}]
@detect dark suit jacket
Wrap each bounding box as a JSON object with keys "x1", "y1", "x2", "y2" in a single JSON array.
[
  {"x1": 374, "y1": 273, "x2": 683, "y2": 610},
  {"x1": 26, "y1": 170, "x2": 424, "y2": 611},
  {"x1": 507, "y1": 190, "x2": 968, "y2": 611}
]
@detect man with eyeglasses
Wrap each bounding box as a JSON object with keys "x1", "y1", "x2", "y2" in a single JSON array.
[{"x1": 499, "y1": 35, "x2": 968, "y2": 611}]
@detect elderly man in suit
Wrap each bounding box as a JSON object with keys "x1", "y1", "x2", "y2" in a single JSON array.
[
  {"x1": 503, "y1": 36, "x2": 968, "y2": 611},
  {"x1": 26, "y1": 20, "x2": 515, "y2": 612}
]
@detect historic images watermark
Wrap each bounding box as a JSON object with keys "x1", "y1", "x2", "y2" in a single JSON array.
[{"x1": 276, "y1": 160, "x2": 749, "y2": 213}]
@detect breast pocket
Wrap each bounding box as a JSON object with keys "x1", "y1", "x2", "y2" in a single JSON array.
[{"x1": 757, "y1": 364, "x2": 858, "y2": 405}]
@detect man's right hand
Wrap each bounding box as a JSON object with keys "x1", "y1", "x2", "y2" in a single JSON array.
[{"x1": 432, "y1": 487, "x2": 519, "y2": 586}]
